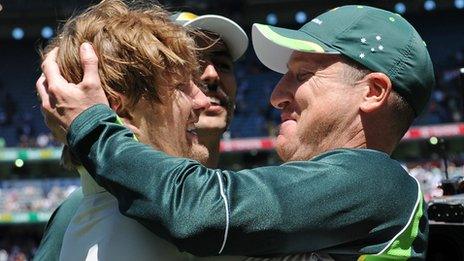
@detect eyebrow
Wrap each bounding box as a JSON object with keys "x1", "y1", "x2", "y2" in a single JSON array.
[{"x1": 287, "y1": 59, "x2": 313, "y2": 71}]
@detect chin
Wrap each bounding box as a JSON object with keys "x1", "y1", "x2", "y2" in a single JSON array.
[
  {"x1": 275, "y1": 142, "x2": 289, "y2": 162},
  {"x1": 189, "y1": 143, "x2": 210, "y2": 164},
  {"x1": 275, "y1": 138, "x2": 296, "y2": 162}
]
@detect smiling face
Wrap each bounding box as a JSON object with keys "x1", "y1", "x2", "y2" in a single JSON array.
[
  {"x1": 270, "y1": 52, "x2": 365, "y2": 161},
  {"x1": 131, "y1": 80, "x2": 211, "y2": 163},
  {"x1": 194, "y1": 32, "x2": 237, "y2": 135}
]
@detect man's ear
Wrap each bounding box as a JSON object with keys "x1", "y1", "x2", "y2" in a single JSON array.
[
  {"x1": 109, "y1": 94, "x2": 130, "y2": 118},
  {"x1": 108, "y1": 94, "x2": 141, "y2": 137},
  {"x1": 359, "y1": 72, "x2": 392, "y2": 113}
]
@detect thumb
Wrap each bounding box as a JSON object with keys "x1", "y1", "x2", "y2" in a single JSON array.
[{"x1": 79, "y1": 42, "x2": 100, "y2": 88}]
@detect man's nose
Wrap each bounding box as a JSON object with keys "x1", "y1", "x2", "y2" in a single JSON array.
[
  {"x1": 193, "y1": 85, "x2": 211, "y2": 111},
  {"x1": 270, "y1": 74, "x2": 292, "y2": 110},
  {"x1": 201, "y1": 63, "x2": 219, "y2": 86}
]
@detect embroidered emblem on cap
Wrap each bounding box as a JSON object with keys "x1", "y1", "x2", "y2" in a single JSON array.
[{"x1": 311, "y1": 18, "x2": 323, "y2": 25}]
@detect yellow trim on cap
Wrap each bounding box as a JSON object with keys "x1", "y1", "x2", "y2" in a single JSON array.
[
  {"x1": 256, "y1": 24, "x2": 325, "y2": 53},
  {"x1": 177, "y1": 12, "x2": 198, "y2": 21}
]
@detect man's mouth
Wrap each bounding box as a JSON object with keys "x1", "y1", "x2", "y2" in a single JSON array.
[
  {"x1": 205, "y1": 85, "x2": 230, "y2": 109},
  {"x1": 209, "y1": 96, "x2": 223, "y2": 107},
  {"x1": 280, "y1": 113, "x2": 296, "y2": 123},
  {"x1": 204, "y1": 95, "x2": 229, "y2": 115}
]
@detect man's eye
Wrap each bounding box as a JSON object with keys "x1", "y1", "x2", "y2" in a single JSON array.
[
  {"x1": 218, "y1": 63, "x2": 232, "y2": 72},
  {"x1": 296, "y1": 71, "x2": 312, "y2": 82},
  {"x1": 296, "y1": 73, "x2": 307, "y2": 82},
  {"x1": 212, "y1": 58, "x2": 233, "y2": 73}
]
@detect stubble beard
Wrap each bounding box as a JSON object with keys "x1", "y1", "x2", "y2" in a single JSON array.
[{"x1": 188, "y1": 143, "x2": 210, "y2": 165}]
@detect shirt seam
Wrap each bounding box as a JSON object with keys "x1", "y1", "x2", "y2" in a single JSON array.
[{"x1": 215, "y1": 170, "x2": 230, "y2": 254}]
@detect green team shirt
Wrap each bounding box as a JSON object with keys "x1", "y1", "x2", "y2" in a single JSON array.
[
  {"x1": 61, "y1": 104, "x2": 427, "y2": 260},
  {"x1": 33, "y1": 188, "x2": 84, "y2": 261}
]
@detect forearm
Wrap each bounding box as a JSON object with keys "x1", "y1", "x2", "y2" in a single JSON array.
[{"x1": 67, "y1": 105, "x2": 420, "y2": 257}]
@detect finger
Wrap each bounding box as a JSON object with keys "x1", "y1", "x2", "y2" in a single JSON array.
[
  {"x1": 37, "y1": 73, "x2": 59, "y2": 111},
  {"x1": 41, "y1": 47, "x2": 68, "y2": 89},
  {"x1": 79, "y1": 42, "x2": 101, "y2": 88},
  {"x1": 36, "y1": 73, "x2": 50, "y2": 108}
]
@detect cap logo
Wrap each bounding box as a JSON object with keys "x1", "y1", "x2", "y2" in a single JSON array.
[
  {"x1": 311, "y1": 18, "x2": 323, "y2": 25},
  {"x1": 357, "y1": 34, "x2": 385, "y2": 59}
]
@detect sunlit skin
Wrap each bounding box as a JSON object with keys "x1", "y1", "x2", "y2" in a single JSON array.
[
  {"x1": 195, "y1": 33, "x2": 237, "y2": 167},
  {"x1": 270, "y1": 52, "x2": 368, "y2": 162},
  {"x1": 118, "y1": 80, "x2": 211, "y2": 164}
]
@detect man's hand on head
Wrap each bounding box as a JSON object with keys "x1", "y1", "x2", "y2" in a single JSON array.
[{"x1": 36, "y1": 43, "x2": 109, "y2": 142}]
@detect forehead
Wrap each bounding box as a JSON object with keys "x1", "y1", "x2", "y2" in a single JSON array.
[{"x1": 288, "y1": 51, "x2": 343, "y2": 70}]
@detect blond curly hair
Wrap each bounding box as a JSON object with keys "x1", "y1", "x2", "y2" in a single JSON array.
[
  {"x1": 44, "y1": 0, "x2": 199, "y2": 108},
  {"x1": 42, "y1": 0, "x2": 200, "y2": 168}
]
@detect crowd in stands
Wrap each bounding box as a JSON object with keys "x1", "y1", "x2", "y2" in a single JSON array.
[
  {"x1": 0, "y1": 229, "x2": 41, "y2": 261},
  {"x1": 408, "y1": 162, "x2": 464, "y2": 201},
  {"x1": 0, "y1": 243, "x2": 35, "y2": 261},
  {"x1": 0, "y1": 179, "x2": 78, "y2": 261},
  {"x1": 0, "y1": 82, "x2": 61, "y2": 148},
  {"x1": 0, "y1": 179, "x2": 79, "y2": 214},
  {"x1": 413, "y1": 48, "x2": 464, "y2": 125}
]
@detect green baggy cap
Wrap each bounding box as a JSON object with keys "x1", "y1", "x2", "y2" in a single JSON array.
[{"x1": 252, "y1": 5, "x2": 435, "y2": 116}]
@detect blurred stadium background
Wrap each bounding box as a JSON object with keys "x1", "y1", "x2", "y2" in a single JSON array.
[{"x1": 0, "y1": 0, "x2": 464, "y2": 260}]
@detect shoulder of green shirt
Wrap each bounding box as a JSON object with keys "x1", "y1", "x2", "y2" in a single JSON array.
[
  {"x1": 67, "y1": 104, "x2": 427, "y2": 259},
  {"x1": 33, "y1": 187, "x2": 84, "y2": 261},
  {"x1": 312, "y1": 149, "x2": 428, "y2": 260}
]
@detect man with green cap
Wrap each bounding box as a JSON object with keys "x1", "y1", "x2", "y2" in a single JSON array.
[{"x1": 38, "y1": 5, "x2": 433, "y2": 260}]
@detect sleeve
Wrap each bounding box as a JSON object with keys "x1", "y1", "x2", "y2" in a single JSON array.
[
  {"x1": 33, "y1": 188, "x2": 84, "y2": 261},
  {"x1": 67, "y1": 104, "x2": 419, "y2": 257}
]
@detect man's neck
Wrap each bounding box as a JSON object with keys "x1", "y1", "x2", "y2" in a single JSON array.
[{"x1": 198, "y1": 131, "x2": 222, "y2": 168}]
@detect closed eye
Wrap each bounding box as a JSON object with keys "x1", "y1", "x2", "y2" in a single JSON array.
[
  {"x1": 296, "y1": 71, "x2": 313, "y2": 82},
  {"x1": 212, "y1": 57, "x2": 233, "y2": 73}
]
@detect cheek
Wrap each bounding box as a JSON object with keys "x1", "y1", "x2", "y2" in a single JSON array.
[
  {"x1": 137, "y1": 117, "x2": 160, "y2": 146},
  {"x1": 173, "y1": 93, "x2": 191, "y2": 120},
  {"x1": 221, "y1": 74, "x2": 237, "y2": 98}
]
